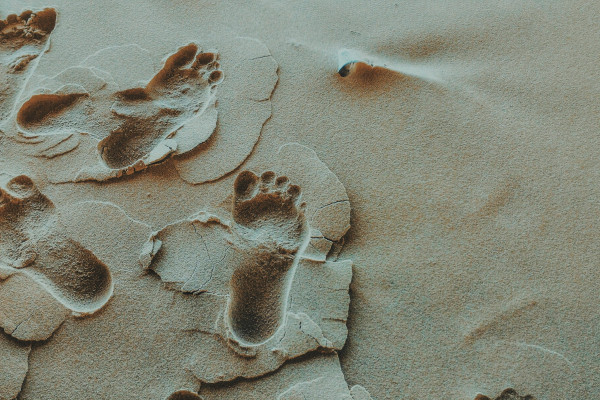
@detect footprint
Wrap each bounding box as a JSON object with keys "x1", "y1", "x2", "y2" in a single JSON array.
[
  {"x1": 475, "y1": 389, "x2": 535, "y2": 400},
  {"x1": 167, "y1": 391, "x2": 202, "y2": 400},
  {"x1": 141, "y1": 170, "x2": 310, "y2": 345},
  {"x1": 172, "y1": 36, "x2": 278, "y2": 184},
  {"x1": 228, "y1": 171, "x2": 309, "y2": 344},
  {"x1": 0, "y1": 8, "x2": 56, "y2": 126},
  {"x1": 141, "y1": 145, "x2": 353, "y2": 382},
  {"x1": 16, "y1": 43, "x2": 223, "y2": 175},
  {"x1": 0, "y1": 174, "x2": 113, "y2": 314},
  {"x1": 11, "y1": 37, "x2": 275, "y2": 184},
  {"x1": 99, "y1": 43, "x2": 223, "y2": 169}
]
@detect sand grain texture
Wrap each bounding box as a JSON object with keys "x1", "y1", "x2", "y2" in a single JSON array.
[{"x1": 1, "y1": 0, "x2": 599, "y2": 399}]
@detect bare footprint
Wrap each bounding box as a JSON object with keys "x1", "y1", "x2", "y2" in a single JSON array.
[
  {"x1": 16, "y1": 43, "x2": 223, "y2": 173},
  {"x1": 0, "y1": 174, "x2": 112, "y2": 314},
  {"x1": 100, "y1": 43, "x2": 223, "y2": 169},
  {"x1": 167, "y1": 391, "x2": 202, "y2": 400},
  {"x1": 141, "y1": 161, "x2": 353, "y2": 381},
  {"x1": 475, "y1": 389, "x2": 535, "y2": 400},
  {"x1": 0, "y1": 8, "x2": 56, "y2": 125},
  {"x1": 227, "y1": 171, "x2": 309, "y2": 344}
]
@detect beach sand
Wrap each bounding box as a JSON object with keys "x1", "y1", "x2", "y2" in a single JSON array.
[{"x1": 1, "y1": 1, "x2": 599, "y2": 399}]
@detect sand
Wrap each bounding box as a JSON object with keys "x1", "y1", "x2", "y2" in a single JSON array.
[{"x1": 0, "y1": 1, "x2": 599, "y2": 399}]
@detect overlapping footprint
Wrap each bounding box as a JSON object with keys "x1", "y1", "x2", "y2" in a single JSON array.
[
  {"x1": 10, "y1": 36, "x2": 277, "y2": 183},
  {"x1": 15, "y1": 43, "x2": 223, "y2": 180},
  {"x1": 0, "y1": 10, "x2": 60, "y2": 399},
  {"x1": 0, "y1": 8, "x2": 56, "y2": 129}
]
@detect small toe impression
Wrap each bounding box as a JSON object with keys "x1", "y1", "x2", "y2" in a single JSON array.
[
  {"x1": 148, "y1": 43, "x2": 200, "y2": 88},
  {"x1": 275, "y1": 176, "x2": 290, "y2": 190},
  {"x1": 234, "y1": 170, "x2": 259, "y2": 200},
  {"x1": 286, "y1": 184, "x2": 301, "y2": 203},
  {"x1": 0, "y1": 174, "x2": 40, "y2": 203},
  {"x1": 18, "y1": 10, "x2": 33, "y2": 21},
  {"x1": 207, "y1": 70, "x2": 223, "y2": 85}
]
